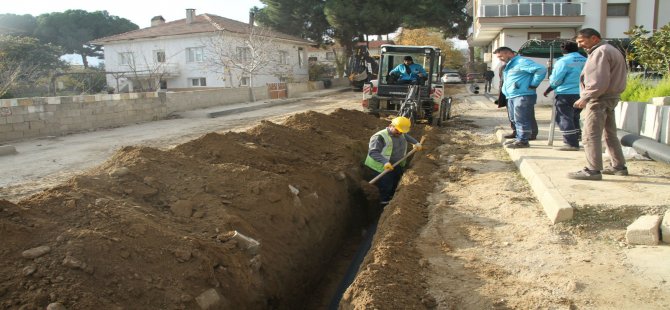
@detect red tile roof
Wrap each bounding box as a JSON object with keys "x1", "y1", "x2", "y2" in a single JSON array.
[{"x1": 91, "y1": 14, "x2": 312, "y2": 45}]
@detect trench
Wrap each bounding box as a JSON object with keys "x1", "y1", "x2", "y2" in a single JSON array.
[{"x1": 0, "y1": 109, "x2": 409, "y2": 309}]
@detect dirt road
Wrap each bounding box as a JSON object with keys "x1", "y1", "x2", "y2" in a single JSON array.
[
  {"x1": 0, "y1": 93, "x2": 362, "y2": 202},
  {"x1": 2, "y1": 87, "x2": 669, "y2": 309}
]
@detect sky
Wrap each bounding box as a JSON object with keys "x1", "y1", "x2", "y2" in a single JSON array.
[{"x1": 1, "y1": 0, "x2": 264, "y2": 29}]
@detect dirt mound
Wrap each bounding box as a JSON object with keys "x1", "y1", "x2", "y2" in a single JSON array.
[{"x1": 0, "y1": 110, "x2": 390, "y2": 309}]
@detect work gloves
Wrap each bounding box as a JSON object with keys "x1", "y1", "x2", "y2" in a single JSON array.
[
  {"x1": 383, "y1": 162, "x2": 394, "y2": 171},
  {"x1": 413, "y1": 143, "x2": 423, "y2": 151}
]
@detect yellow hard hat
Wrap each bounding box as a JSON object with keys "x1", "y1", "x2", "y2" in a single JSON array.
[{"x1": 391, "y1": 116, "x2": 411, "y2": 133}]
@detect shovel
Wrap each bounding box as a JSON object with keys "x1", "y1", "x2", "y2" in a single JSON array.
[{"x1": 369, "y1": 136, "x2": 426, "y2": 185}]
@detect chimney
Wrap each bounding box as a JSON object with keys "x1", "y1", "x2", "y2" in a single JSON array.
[
  {"x1": 249, "y1": 11, "x2": 255, "y2": 28},
  {"x1": 186, "y1": 9, "x2": 195, "y2": 24},
  {"x1": 151, "y1": 16, "x2": 165, "y2": 27}
]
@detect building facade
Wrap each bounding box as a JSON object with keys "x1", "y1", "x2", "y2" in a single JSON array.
[
  {"x1": 467, "y1": 0, "x2": 670, "y2": 88},
  {"x1": 92, "y1": 10, "x2": 312, "y2": 92}
]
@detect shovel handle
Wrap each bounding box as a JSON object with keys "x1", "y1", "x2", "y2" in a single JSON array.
[{"x1": 369, "y1": 136, "x2": 425, "y2": 185}]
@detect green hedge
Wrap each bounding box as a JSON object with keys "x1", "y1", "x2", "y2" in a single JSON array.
[{"x1": 621, "y1": 76, "x2": 670, "y2": 102}]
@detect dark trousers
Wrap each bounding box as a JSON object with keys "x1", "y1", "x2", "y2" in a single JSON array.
[
  {"x1": 507, "y1": 95, "x2": 539, "y2": 142},
  {"x1": 484, "y1": 80, "x2": 492, "y2": 93},
  {"x1": 554, "y1": 94, "x2": 582, "y2": 147},
  {"x1": 372, "y1": 166, "x2": 404, "y2": 204}
]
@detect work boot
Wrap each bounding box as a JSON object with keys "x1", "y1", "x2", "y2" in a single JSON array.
[
  {"x1": 503, "y1": 139, "x2": 517, "y2": 145},
  {"x1": 529, "y1": 135, "x2": 538, "y2": 141},
  {"x1": 505, "y1": 141, "x2": 530, "y2": 149},
  {"x1": 567, "y1": 167, "x2": 602, "y2": 180},
  {"x1": 503, "y1": 132, "x2": 516, "y2": 139},
  {"x1": 602, "y1": 165, "x2": 628, "y2": 176}
]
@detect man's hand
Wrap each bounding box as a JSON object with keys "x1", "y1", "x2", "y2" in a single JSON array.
[
  {"x1": 383, "y1": 162, "x2": 394, "y2": 171},
  {"x1": 413, "y1": 143, "x2": 423, "y2": 151},
  {"x1": 574, "y1": 98, "x2": 587, "y2": 109}
]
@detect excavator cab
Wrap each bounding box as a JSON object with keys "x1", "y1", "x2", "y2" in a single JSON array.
[{"x1": 361, "y1": 45, "x2": 452, "y2": 126}]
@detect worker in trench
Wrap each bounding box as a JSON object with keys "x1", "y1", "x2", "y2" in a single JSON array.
[{"x1": 364, "y1": 116, "x2": 423, "y2": 207}]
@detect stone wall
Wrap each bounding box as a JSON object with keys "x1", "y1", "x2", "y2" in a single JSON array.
[{"x1": 0, "y1": 84, "x2": 288, "y2": 143}]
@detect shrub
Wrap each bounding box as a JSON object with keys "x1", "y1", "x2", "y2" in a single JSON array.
[{"x1": 621, "y1": 76, "x2": 670, "y2": 102}]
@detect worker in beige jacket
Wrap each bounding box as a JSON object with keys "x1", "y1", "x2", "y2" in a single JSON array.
[{"x1": 568, "y1": 28, "x2": 628, "y2": 181}]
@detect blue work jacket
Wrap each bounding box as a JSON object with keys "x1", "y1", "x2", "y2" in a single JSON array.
[
  {"x1": 502, "y1": 55, "x2": 547, "y2": 99},
  {"x1": 549, "y1": 52, "x2": 586, "y2": 95},
  {"x1": 390, "y1": 63, "x2": 427, "y2": 82}
]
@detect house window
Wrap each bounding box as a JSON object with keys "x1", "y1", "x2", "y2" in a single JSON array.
[
  {"x1": 240, "y1": 77, "x2": 250, "y2": 86},
  {"x1": 528, "y1": 32, "x2": 561, "y2": 40},
  {"x1": 119, "y1": 52, "x2": 134, "y2": 65},
  {"x1": 326, "y1": 52, "x2": 335, "y2": 60},
  {"x1": 607, "y1": 3, "x2": 629, "y2": 16},
  {"x1": 190, "y1": 77, "x2": 207, "y2": 87},
  {"x1": 279, "y1": 51, "x2": 288, "y2": 65},
  {"x1": 186, "y1": 47, "x2": 204, "y2": 63},
  {"x1": 298, "y1": 47, "x2": 304, "y2": 68},
  {"x1": 237, "y1": 47, "x2": 252, "y2": 61},
  {"x1": 154, "y1": 50, "x2": 166, "y2": 63},
  {"x1": 279, "y1": 77, "x2": 289, "y2": 83}
]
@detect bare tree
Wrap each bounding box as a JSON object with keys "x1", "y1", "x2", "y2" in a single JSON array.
[{"x1": 203, "y1": 26, "x2": 292, "y2": 102}]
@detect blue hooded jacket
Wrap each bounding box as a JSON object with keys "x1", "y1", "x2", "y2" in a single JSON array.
[
  {"x1": 549, "y1": 52, "x2": 586, "y2": 95},
  {"x1": 390, "y1": 63, "x2": 427, "y2": 82},
  {"x1": 502, "y1": 55, "x2": 547, "y2": 99}
]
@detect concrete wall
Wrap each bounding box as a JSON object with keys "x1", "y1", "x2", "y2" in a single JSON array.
[
  {"x1": 616, "y1": 97, "x2": 670, "y2": 145},
  {"x1": 0, "y1": 83, "x2": 302, "y2": 143}
]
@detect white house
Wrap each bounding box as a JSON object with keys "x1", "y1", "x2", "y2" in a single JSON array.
[
  {"x1": 91, "y1": 9, "x2": 312, "y2": 92},
  {"x1": 467, "y1": 0, "x2": 670, "y2": 89}
]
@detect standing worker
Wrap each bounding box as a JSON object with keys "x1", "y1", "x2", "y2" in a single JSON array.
[
  {"x1": 568, "y1": 28, "x2": 628, "y2": 180},
  {"x1": 365, "y1": 116, "x2": 422, "y2": 206},
  {"x1": 483, "y1": 67, "x2": 495, "y2": 93},
  {"x1": 545, "y1": 40, "x2": 587, "y2": 151},
  {"x1": 494, "y1": 47, "x2": 547, "y2": 148}
]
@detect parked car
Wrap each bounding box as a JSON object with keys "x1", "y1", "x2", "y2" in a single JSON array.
[
  {"x1": 441, "y1": 73, "x2": 463, "y2": 84},
  {"x1": 466, "y1": 73, "x2": 485, "y2": 83}
]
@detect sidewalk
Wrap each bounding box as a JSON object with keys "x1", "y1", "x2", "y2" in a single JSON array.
[{"x1": 468, "y1": 94, "x2": 670, "y2": 223}]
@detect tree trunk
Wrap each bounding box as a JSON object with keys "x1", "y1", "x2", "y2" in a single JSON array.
[
  {"x1": 81, "y1": 54, "x2": 89, "y2": 69},
  {"x1": 248, "y1": 75, "x2": 256, "y2": 102}
]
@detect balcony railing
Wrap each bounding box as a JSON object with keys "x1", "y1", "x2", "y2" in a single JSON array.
[{"x1": 480, "y1": 1, "x2": 583, "y2": 17}]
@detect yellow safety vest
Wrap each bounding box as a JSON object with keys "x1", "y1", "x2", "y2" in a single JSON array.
[{"x1": 364, "y1": 129, "x2": 407, "y2": 172}]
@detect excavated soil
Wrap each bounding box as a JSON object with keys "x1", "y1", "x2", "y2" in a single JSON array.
[{"x1": 0, "y1": 109, "x2": 403, "y2": 309}]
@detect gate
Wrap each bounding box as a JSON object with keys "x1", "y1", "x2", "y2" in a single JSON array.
[{"x1": 268, "y1": 83, "x2": 287, "y2": 99}]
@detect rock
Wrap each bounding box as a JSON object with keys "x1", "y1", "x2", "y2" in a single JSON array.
[
  {"x1": 94, "y1": 198, "x2": 110, "y2": 207},
  {"x1": 143, "y1": 176, "x2": 156, "y2": 185},
  {"x1": 46, "y1": 302, "x2": 67, "y2": 310},
  {"x1": 64, "y1": 200, "x2": 76, "y2": 208},
  {"x1": 288, "y1": 184, "x2": 300, "y2": 196},
  {"x1": 62, "y1": 256, "x2": 84, "y2": 269},
  {"x1": 109, "y1": 166, "x2": 131, "y2": 178},
  {"x1": 180, "y1": 294, "x2": 193, "y2": 302},
  {"x1": 335, "y1": 171, "x2": 347, "y2": 181},
  {"x1": 195, "y1": 288, "x2": 222, "y2": 310},
  {"x1": 249, "y1": 255, "x2": 262, "y2": 272},
  {"x1": 193, "y1": 210, "x2": 206, "y2": 218},
  {"x1": 22, "y1": 265, "x2": 37, "y2": 276},
  {"x1": 22, "y1": 246, "x2": 51, "y2": 259},
  {"x1": 174, "y1": 249, "x2": 192, "y2": 262},
  {"x1": 170, "y1": 200, "x2": 193, "y2": 218}
]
